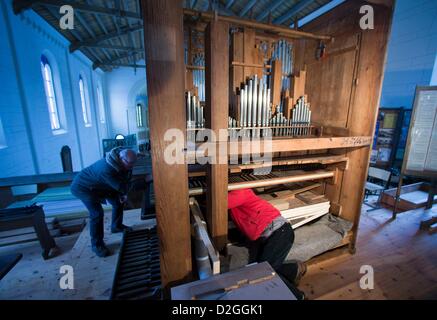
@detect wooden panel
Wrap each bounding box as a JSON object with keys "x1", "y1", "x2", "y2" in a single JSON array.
[
  {"x1": 342, "y1": 3, "x2": 393, "y2": 247},
  {"x1": 298, "y1": 0, "x2": 393, "y2": 250},
  {"x1": 205, "y1": 19, "x2": 229, "y2": 251},
  {"x1": 185, "y1": 27, "x2": 194, "y2": 91},
  {"x1": 243, "y1": 28, "x2": 257, "y2": 79},
  {"x1": 230, "y1": 31, "x2": 244, "y2": 104},
  {"x1": 290, "y1": 69, "x2": 306, "y2": 104},
  {"x1": 270, "y1": 59, "x2": 282, "y2": 111},
  {"x1": 304, "y1": 39, "x2": 358, "y2": 128},
  {"x1": 226, "y1": 136, "x2": 372, "y2": 155},
  {"x1": 142, "y1": 0, "x2": 191, "y2": 290}
]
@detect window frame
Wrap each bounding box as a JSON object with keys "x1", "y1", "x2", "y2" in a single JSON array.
[
  {"x1": 41, "y1": 55, "x2": 61, "y2": 131},
  {"x1": 96, "y1": 84, "x2": 106, "y2": 124},
  {"x1": 136, "y1": 103, "x2": 144, "y2": 128},
  {"x1": 79, "y1": 75, "x2": 92, "y2": 127}
]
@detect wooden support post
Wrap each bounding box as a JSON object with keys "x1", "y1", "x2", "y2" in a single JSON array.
[
  {"x1": 243, "y1": 28, "x2": 258, "y2": 79},
  {"x1": 271, "y1": 59, "x2": 282, "y2": 111},
  {"x1": 230, "y1": 31, "x2": 244, "y2": 93},
  {"x1": 185, "y1": 27, "x2": 194, "y2": 91},
  {"x1": 205, "y1": 19, "x2": 229, "y2": 251},
  {"x1": 142, "y1": 0, "x2": 192, "y2": 290}
]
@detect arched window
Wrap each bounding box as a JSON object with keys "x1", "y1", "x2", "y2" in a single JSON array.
[
  {"x1": 41, "y1": 55, "x2": 60, "y2": 130},
  {"x1": 0, "y1": 116, "x2": 7, "y2": 149},
  {"x1": 96, "y1": 84, "x2": 106, "y2": 124},
  {"x1": 136, "y1": 103, "x2": 144, "y2": 128},
  {"x1": 79, "y1": 76, "x2": 91, "y2": 126}
]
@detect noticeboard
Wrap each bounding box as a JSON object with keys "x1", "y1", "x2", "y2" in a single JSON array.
[{"x1": 402, "y1": 86, "x2": 437, "y2": 178}]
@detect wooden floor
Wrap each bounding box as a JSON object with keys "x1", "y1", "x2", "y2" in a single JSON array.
[
  {"x1": 0, "y1": 209, "x2": 155, "y2": 300},
  {"x1": 299, "y1": 203, "x2": 437, "y2": 300},
  {"x1": 1, "y1": 203, "x2": 436, "y2": 300}
]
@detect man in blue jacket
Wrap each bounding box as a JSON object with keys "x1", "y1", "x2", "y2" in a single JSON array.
[{"x1": 71, "y1": 147, "x2": 137, "y2": 257}]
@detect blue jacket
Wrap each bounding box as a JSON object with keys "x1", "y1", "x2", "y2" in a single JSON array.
[{"x1": 71, "y1": 147, "x2": 132, "y2": 202}]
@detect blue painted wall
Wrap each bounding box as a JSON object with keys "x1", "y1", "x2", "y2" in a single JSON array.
[
  {"x1": 0, "y1": 0, "x2": 109, "y2": 178},
  {"x1": 380, "y1": 0, "x2": 437, "y2": 108},
  {"x1": 105, "y1": 63, "x2": 149, "y2": 143}
]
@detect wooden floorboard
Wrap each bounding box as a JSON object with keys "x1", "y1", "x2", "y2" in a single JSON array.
[
  {"x1": 299, "y1": 204, "x2": 437, "y2": 300},
  {"x1": 1, "y1": 201, "x2": 436, "y2": 299}
]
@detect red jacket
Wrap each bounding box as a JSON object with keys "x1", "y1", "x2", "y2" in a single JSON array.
[{"x1": 228, "y1": 189, "x2": 280, "y2": 241}]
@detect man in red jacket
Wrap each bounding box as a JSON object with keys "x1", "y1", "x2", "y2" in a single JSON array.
[{"x1": 228, "y1": 188, "x2": 306, "y2": 298}]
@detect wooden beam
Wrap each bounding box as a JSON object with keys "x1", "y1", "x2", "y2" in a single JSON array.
[
  {"x1": 239, "y1": 0, "x2": 257, "y2": 17},
  {"x1": 228, "y1": 170, "x2": 334, "y2": 190},
  {"x1": 225, "y1": 0, "x2": 235, "y2": 9},
  {"x1": 78, "y1": 44, "x2": 142, "y2": 52},
  {"x1": 99, "y1": 63, "x2": 146, "y2": 69},
  {"x1": 343, "y1": 2, "x2": 393, "y2": 249},
  {"x1": 273, "y1": 0, "x2": 315, "y2": 25},
  {"x1": 141, "y1": 0, "x2": 191, "y2": 291},
  {"x1": 14, "y1": 0, "x2": 142, "y2": 20},
  {"x1": 204, "y1": 18, "x2": 229, "y2": 251},
  {"x1": 226, "y1": 136, "x2": 372, "y2": 155},
  {"x1": 230, "y1": 31, "x2": 244, "y2": 94},
  {"x1": 70, "y1": 24, "x2": 143, "y2": 52},
  {"x1": 290, "y1": 69, "x2": 306, "y2": 103},
  {"x1": 256, "y1": 0, "x2": 285, "y2": 22},
  {"x1": 183, "y1": 8, "x2": 332, "y2": 41},
  {"x1": 93, "y1": 52, "x2": 138, "y2": 69}
]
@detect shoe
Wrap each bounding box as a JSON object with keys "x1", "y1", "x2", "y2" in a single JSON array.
[
  {"x1": 111, "y1": 224, "x2": 133, "y2": 233},
  {"x1": 293, "y1": 261, "x2": 307, "y2": 286},
  {"x1": 92, "y1": 243, "x2": 111, "y2": 257}
]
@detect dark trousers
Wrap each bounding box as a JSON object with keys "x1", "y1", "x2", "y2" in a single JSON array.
[
  {"x1": 82, "y1": 197, "x2": 124, "y2": 247},
  {"x1": 250, "y1": 223, "x2": 303, "y2": 299}
]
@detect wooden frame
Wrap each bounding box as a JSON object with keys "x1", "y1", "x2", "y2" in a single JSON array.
[
  {"x1": 142, "y1": 0, "x2": 394, "y2": 286},
  {"x1": 142, "y1": 0, "x2": 192, "y2": 291},
  {"x1": 392, "y1": 86, "x2": 437, "y2": 217},
  {"x1": 400, "y1": 86, "x2": 437, "y2": 179}
]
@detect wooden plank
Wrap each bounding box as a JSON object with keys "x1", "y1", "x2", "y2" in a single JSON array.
[
  {"x1": 228, "y1": 170, "x2": 334, "y2": 190},
  {"x1": 185, "y1": 27, "x2": 194, "y2": 91},
  {"x1": 290, "y1": 69, "x2": 306, "y2": 106},
  {"x1": 142, "y1": 0, "x2": 191, "y2": 290},
  {"x1": 233, "y1": 154, "x2": 349, "y2": 170},
  {"x1": 269, "y1": 183, "x2": 322, "y2": 202},
  {"x1": 339, "y1": 2, "x2": 393, "y2": 248},
  {"x1": 226, "y1": 136, "x2": 372, "y2": 155},
  {"x1": 231, "y1": 31, "x2": 244, "y2": 91},
  {"x1": 205, "y1": 18, "x2": 229, "y2": 251},
  {"x1": 243, "y1": 28, "x2": 257, "y2": 79},
  {"x1": 230, "y1": 31, "x2": 244, "y2": 117},
  {"x1": 183, "y1": 9, "x2": 332, "y2": 41},
  {"x1": 270, "y1": 59, "x2": 282, "y2": 111},
  {"x1": 296, "y1": 1, "x2": 394, "y2": 251},
  {"x1": 0, "y1": 172, "x2": 76, "y2": 188}
]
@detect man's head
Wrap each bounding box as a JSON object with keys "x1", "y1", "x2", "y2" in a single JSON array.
[{"x1": 119, "y1": 149, "x2": 137, "y2": 171}]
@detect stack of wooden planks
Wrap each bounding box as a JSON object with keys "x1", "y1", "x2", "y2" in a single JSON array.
[{"x1": 259, "y1": 183, "x2": 330, "y2": 229}]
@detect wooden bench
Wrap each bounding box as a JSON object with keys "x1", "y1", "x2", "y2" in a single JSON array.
[{"x1": 0, "y1": 205, "x2": 59, "y2": 259}]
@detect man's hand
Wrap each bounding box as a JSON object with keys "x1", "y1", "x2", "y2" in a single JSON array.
[{"x1": 119, "y1": 194, "x2": 128, "y2": 204}]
